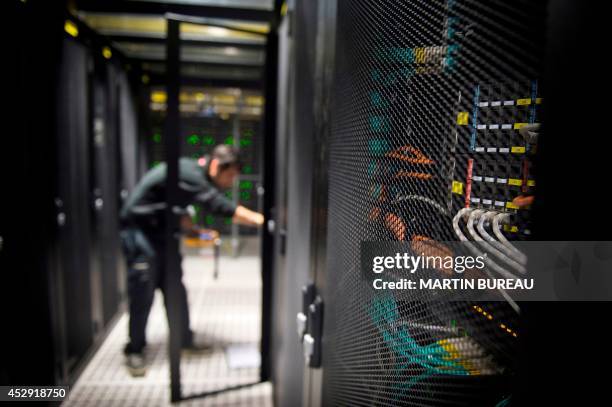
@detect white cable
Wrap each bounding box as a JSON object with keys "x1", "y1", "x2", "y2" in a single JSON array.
[
  {"x1": 486, "y1": 274, "x2": 521, "y2": 314},
  {"x1": 452, "y1": 208, "x2": 521, "y2": 314},
  {"x1": 479, "y1": 211, "x2": 502, "y2": 243},
  {"x1": 493, "y1": 213, "x2": 528, "y2": 265},
  {"x1": 467, "y1": 209, "x2": 523, "y2": 312},
  {"x1": 518, "y1": 123, "x2": 540, "y2": 143},
  {"x1": 466, "y1": 209, "x2": 485, "y2": 241},
  {"x1": 477, "y1": 211, "x2": 527, "y2": 273},
  {"x1": 466, "y1": 209, "x2": 518, "y2": 278},
  {"x1": 452, "y1": 207, "x2": 472, "y2": 241}
]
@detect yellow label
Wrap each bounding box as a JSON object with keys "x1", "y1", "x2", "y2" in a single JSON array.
[
  {"x1": 452, "y1": 181, "x2": 464, "y2": 195},
  {"x1": 503, "y1": 224, "x2": 519, "y2": 232},
  {"x1": 517, "y1": 98, "x2": 532, "y2": 106},
  {"x1": 536, "y1": 98, "x2": 543, "y2": 104},
  {"x1": 457, "y1": 112, "x2": 469, "y2": 125},
  {"x1": 151, "y1": 91, "x2": 167, "y2": 103},
  {"x1": 513, "y1": 123, "x2": 528, "y2": 129},
  {"x1": 506, "y1": 202, "x2": 519, "y2": 210},
  {"x1": 527, "y1": 180, "x2": 536, "y2": 187},
  {"x1": 508, "y1": 178, "x2": 523, "y2": 186},
  {"x1": 511, "y1": 146, "x2": 526, "y2": 154}
]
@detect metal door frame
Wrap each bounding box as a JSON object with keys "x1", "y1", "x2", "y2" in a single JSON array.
[{"x1": 303, "y1": 0, "x2": 338, "y2": 406}]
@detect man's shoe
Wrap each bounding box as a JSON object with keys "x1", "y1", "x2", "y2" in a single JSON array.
[
  {"x1": 125, "y1": 353, "x2": 147, "y2": 377},
  {"x1": 181, "y1": 339, "x2": 214, "y2": 356}
]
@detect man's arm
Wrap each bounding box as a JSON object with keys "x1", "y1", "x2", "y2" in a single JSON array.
[
  {"x1": 194, "y1": 188, "x2": 263, "y2": 227},
  {"x1": 232, "y1": 205, "x2": 264, "y2": 226}
]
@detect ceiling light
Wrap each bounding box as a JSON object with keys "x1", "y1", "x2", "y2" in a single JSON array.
[
  {"x1": 224, "y1": 47, "x2": 239, "y2": 56},
  {"x1": 207, "y1": 27, "x2": 229, "y2": 37}
]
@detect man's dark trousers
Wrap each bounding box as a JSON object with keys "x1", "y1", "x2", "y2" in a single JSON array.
[{"x1": 122, "y1": 228, "x2": 193, "y2": 354}]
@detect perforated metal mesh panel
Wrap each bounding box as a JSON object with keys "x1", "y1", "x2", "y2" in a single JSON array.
[{"x1": 323, "y1": 1, "x2": 546, "y2": 405}]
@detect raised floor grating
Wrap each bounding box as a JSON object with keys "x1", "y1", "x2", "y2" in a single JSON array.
[{"x1": 63, "y1": 244, "x2": 271, "y2": 407}]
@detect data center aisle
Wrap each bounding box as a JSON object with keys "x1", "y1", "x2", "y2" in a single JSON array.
[{"x1": 64, "y1": 240, "x2": 271, "y2": 406}]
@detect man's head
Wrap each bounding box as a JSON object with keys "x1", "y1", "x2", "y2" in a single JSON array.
[{"x1": 207, "y1": 145, "x2": 242, "y2": 189}]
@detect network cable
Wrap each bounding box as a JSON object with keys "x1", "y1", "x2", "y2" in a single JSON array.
[
  {"x1": 493, "y1": 212, "x2": 528, "y2": 265},
  {"x1": 453, "y1": 208, "x2": 521, "y2": 313},
  {"x1": 477, "y1": 211, "x2": 527, "y2": 266},
  {"x1": 477, "y1": 211, "x2": 527, "y2": 273},
  {"x1": 467, "y1": 209, "x2": 521, "y2": 280}
]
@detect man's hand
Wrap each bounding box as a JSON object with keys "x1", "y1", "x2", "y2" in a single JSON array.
[
  {"x1": 180, "y1": 214, "x2": 199, "y2": 235},
  {"x1": 232, "y1": 205, "x2": 264, "y2": 227}
]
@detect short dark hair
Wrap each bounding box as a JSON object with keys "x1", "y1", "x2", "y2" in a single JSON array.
[{"x1": 212, "y1": 145, "x2": 242, "y2": 169}]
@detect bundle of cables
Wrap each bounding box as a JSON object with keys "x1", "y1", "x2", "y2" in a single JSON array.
[{"x1": 452, "y1": 208, "x2": 527, "y2": 313}]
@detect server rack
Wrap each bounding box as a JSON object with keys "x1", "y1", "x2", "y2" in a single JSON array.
[
  {"x1": 321, "y1": 0, "x2": 543, "y2": 404},
  {"x1": 55, "y1": 37, "x2": 96, "y2": 378},
  {"x1": 52, "y1": 35, "x2": 138, "y2": 384},
  {"x1": 283, "y1": 0, "x2": 612, "y2": 406},
  {"x1": 1, "y1": 0, "x2": 64, "y2": 387},
  {"x1": 1, "y1": 1, "x2": 140, "y2": 386}
]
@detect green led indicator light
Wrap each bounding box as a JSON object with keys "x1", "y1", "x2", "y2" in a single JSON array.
[
  {"x1": 193, "y1": 206, "x2": 201, "y2": 222},
  {"x1": 243, "y1": 165, "x2": 253, "y2": 174},
  {"x1": 187, "y1": 134, "x2": 200, "y2": 145},
  {"x1": 224, "y1": 136, "x2": 234, "y2": 145},
  {"x1": 240, "y1": 139, "x2": 252, "y2": 147},
  {"x1": 152, "y1": 133, "x2": 162, "y2": 143},
  {"x1": 224, "y1": 217, "x2": 232, "y2": 225},
  {"x1": 240, "y1": 191, "x2": 251, "y2": 200},
  {"x1": 239, "y1": 180, "x2": 253, "y2": 189},
  {"x1": 202, "y1": 135, "x2": 215, "y2": 145},
  {"x1": 205, "y1": 215, "x2": 214, "y2": 225}
]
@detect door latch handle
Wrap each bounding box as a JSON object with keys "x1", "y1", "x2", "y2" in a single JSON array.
[
  {"x1": 297, "y1": 283, "x2": 316, "y2": 339},
  {"x1": 303, "y1": 295, "x2": 323, "y2": 368},
  {"x1": 297, "y1": 312, "x2": 307, "y2": 338}
]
